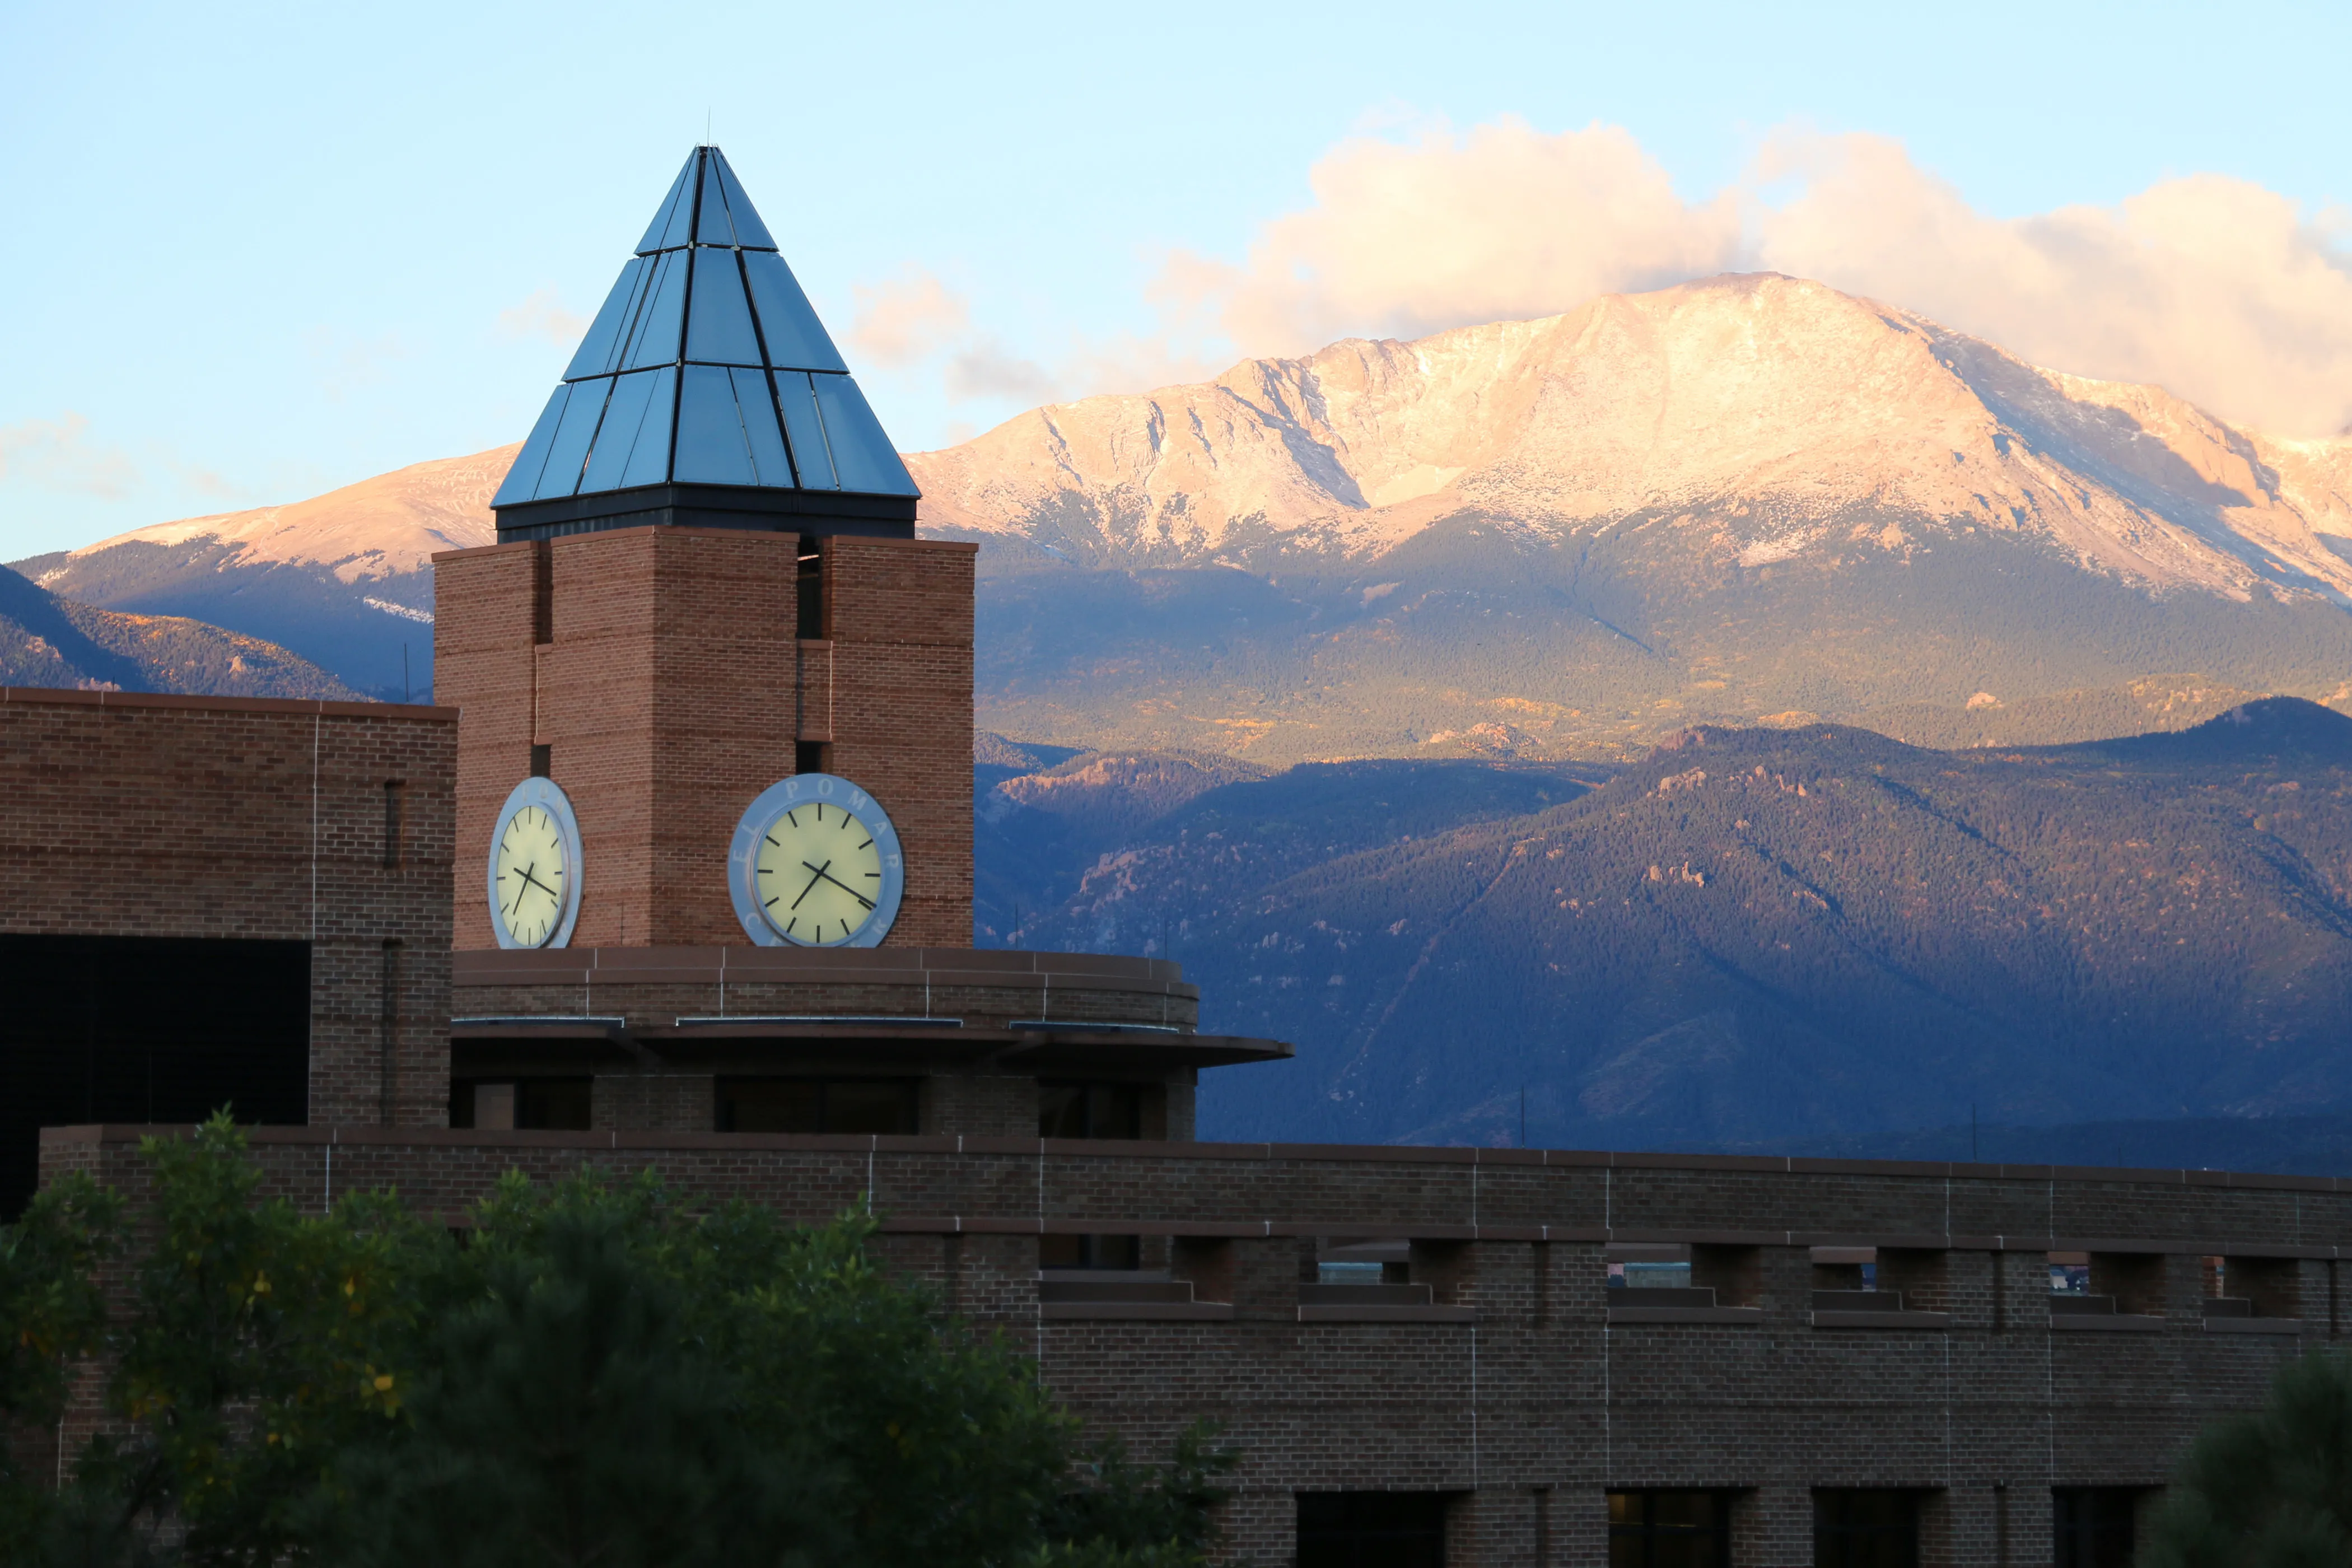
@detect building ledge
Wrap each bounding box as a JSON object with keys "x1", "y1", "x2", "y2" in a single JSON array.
[
  {"x1": 2048, "y1": 1313, "x2": 2167, "y2": 1332},
  {"x1": 1040, "y1": 1301, "x2": 1236, "y2": 1322},
  {"x1": 1811, "y1": 1310, "x2": 1954, "y2": 1331},
  {"x1": 2204, "y1": 1317, "x2": 2304, "y2": 1335},
  {"x1": 1606, "y1": 1306, "x2": 1764, "y2": 1326},
  {"x1": 1297, "y1": 1304, "x2": 1477, "y2": 1324}
]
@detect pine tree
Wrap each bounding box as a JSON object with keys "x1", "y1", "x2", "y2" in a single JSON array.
[{"x1": 2144, "y1": 1349, "x2": 2352, "y2": 1568}]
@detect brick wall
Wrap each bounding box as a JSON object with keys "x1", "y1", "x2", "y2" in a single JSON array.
[
  {"x1": 435, "y1": 527, "x2": 976, "y2": 953},
  {"x1": 41, "y1": 1128, "x2": 2342, "y2": 1566},
  {"x1": 0, "y1": 690, "x2": 454, "y2": 1126}
]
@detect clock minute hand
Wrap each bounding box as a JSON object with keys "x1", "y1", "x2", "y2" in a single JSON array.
[
  {"x1": 515, "y1": 862, "x2": 561, "y2": 902},
  {"x1": 788, "y1": 860, "x2": 829, "y2": 912},
  {"x1": 802, "y1": 860, "x2": 876, "y2": 911}
]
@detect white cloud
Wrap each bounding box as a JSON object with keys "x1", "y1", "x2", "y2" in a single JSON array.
[
  {"x1": 1165, "y1": 116, "x2": 1742, "y2": 360},
  {"x1": 851, "y1": 268, "x2": 971, "y2": 367},
  {"x1": 945, "y1": 340, "x2": 1058, "y2": 404},
  {"x1": 0, "y1": 413, "x2": 139, "y2": 498},
  {"x1": 1139, "y1": 118, "x2": 2352, "y2": 438},
  {"x1": 1754, "y1": 133, "x2": 2352, "y2": 438},
  {"x1": 497, "y1": 287, "x2": 589, "y2": 347}
]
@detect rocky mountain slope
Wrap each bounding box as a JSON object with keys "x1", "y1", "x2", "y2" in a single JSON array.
[
  {"x1": 0, "y1": 565, "x2": 356, "y2": 699},
  {"x1": 978, "y1": 700, "x2": 2352, "y2": 1149},
  {"x1": 25, "y1": 273, "x2": 2352, "y2": 751},
  {"x1": 917, "y1": 273, "x2": 2352, "y2": 760},
  {"x1": 13, "y1": 447, "x2": 506, "y2": 701}
]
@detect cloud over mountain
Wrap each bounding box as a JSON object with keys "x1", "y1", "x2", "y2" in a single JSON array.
[{"x1": 1152, "y1": 119, "x2": 2352, "y2": 438}]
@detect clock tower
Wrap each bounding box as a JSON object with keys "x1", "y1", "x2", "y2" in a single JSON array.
[
  {"x1": 434, "y1": 145, "x2": 972, "y2": 953},
  {"x1": 429, "y1": 146, "x2": 1279, "y2": 1142}
]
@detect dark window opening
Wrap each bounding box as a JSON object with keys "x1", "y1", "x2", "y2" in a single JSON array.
[
  {"x1": 2054, "y1": 1488, "x2": 2139, "y2": 1568},
  {"x1": 1298, "y1": 1491, "x2": 1448, "y2": 1568},
  {"x1": 1610, "y1": 1490, "x2": 1732, "y2": 1568},
  {"x1": 0, "y1": 935, "x2": 311, "y2": 1217},
  {"x1": 530, "y1": 539, "x2": 553, "y2": 645},
  {"x1": 1814, "y1": 1490, "x2": 1920, "y2": 1568},
  {"x1": 795, "y1": 740, "x2": 828, "y2": 777},
  {"x1": 796, "y1": 536, "x2": 825, "y2": 640},
  {"x1": 1039, "y1": 1081, "x2": 1144, "y2": 1139},
  {"x1": 381, "y1": 781, "x2": 406, "y2": 869},
  {"x1": 529, "y1": 744, "x2": 552, "y2": 779},
  {"x1": 1039, "y1": 1234, "x2": 1141, "y2": 1271},
  {"x1": 717, "y1": 1077, "x2": 916, "y2": 1135},
  {"x1": 449, "y1": 1077, "x2": 592, "y2": 1131}
]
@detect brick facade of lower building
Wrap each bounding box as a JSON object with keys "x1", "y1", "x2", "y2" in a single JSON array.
[
  {"x1": 0, "y1": 689, "x2": 454, "y2": 1138},
  {"x1": 40, "y1": 1123, "x2": 2342, "y2": 1566}
]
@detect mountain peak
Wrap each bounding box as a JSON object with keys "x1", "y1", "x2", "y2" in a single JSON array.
[{"x1": 911, "y1": 273, "x2": 2352, "y2": 602}]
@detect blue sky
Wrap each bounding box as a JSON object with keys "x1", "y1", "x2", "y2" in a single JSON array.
[{"x1": 2, "y1": 0, "x2": 2348, "y2": 557}]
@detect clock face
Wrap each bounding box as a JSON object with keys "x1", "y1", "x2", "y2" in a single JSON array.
[
  {"x1": 753, "y1": 797, "x2": 886, "y2": 945},
  {"x1": 487, "y1": 777, "x2": 584, "y2": 949},
  {"x1": 729, "y1": 773, "x2": 904, "y2": 948},
  {"x1": 494, "y1": 805, "x2": 570, "y2": 946}
]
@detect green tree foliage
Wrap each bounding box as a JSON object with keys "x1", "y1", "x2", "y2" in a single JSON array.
[
  {"x1": 0, "y1": 1175, "x2": 121, "y2": 1547},
  {"x1": 0, "y1": 1117, "x2": 1233, "y2": 1568},
  {"x1": 2145, "y1": 1348, "x2": 2352, "y2": 1568}
]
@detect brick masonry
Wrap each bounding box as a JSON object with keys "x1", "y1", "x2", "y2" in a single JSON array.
[
  {"x1": 433, "y1": 527, "x2": 974, "y2": 951},
  {"x1": 15, "y1": 519, "x2": 2333, "y2": 1566},
  {"x1": 40, "y1": 1126, "x2": 2346, "y2": 1567},
  {"x1": 0, "y1": 689, "x2": 452, "y2": 1126}
]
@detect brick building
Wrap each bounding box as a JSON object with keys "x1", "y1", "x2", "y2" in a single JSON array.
[
  {"x1": 18, "y1": 146, "x2": 2345, "y2": 1567},
  {"x1": 1, "y1": 687, "x2": 453, "y2": 1209}
]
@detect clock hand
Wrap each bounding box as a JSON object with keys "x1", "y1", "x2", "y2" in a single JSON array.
[
  {"x1": 515, "y1": 863, "x2": 561, "y2": 902},
  {"x1": 788, "y1": 861, "x2": 829, "y2": 912},
  {"x1": 801, "y1": 860, "x2": 876, "y2": 911}
]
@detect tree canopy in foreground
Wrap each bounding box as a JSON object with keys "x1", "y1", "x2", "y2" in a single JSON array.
[{"x1": 0, "y1": 1116, "x2": 1230, "y2": 1567}]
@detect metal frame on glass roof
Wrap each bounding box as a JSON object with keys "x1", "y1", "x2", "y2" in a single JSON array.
[{"x1": 492, "y1": 146, "x2": 920, "y2": 543}]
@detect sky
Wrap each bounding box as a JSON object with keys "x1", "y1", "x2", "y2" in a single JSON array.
[{"x1": 2, "y1": 0, "x2": 2349, "y2": 558}]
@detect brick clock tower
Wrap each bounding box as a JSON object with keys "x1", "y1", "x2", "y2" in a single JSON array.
[{"x1": 432, "y1": 147, "x2": 1282, "y2": 1139}]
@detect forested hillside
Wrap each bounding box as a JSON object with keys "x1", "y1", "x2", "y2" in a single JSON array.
[
  {"x1": 977, "y1": 701, "x2": 2352, "y2": 1152},
  {"x1": 0, "y1": 564, "x2": 357, "y2": 699}
]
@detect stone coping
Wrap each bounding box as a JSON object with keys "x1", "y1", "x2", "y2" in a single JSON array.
[
  {"x1": 41, "y1": 1122, "x2": 2352, "y2": 1207},
  {"x1": 454, "y1": 944, "x2": 1186, "y2": 990},
  {"x1": 1, "y1": 686, "x2": 452, "y2": 721}
]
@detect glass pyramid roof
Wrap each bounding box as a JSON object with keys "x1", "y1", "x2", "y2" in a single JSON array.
[{"x1": 493, "y1": 146, "x2": 919, "y2": 510}]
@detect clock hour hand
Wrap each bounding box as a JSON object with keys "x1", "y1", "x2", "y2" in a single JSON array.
[
  {"x1": 788, "y1": 860, "x2": 829, "y2": 912},
  {"x1": 515, "y1": 862, "x2": 561, "y2": 902},
  {"x1": 801, "y1": 860, "x2": 876, "y2": 911}
]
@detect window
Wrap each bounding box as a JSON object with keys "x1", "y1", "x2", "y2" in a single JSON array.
[
  {"x1": 1610, "y1": 1491, "x2": 1732, "y2": 1568},
  {"x1": 2053, "y1": 1488, "x2": 2139, "y2": 1568},
  {"x1": 718, "y1": 1077, "x2": 916, "y2": 1135},
  {"x1": 1039, "y1": 1081, "x2": 1144, "y2": 1139},
  {"x1": 0, "y1": 934, "x2": 310, "y2": 1215},
  {"x1": 796, "y1": 538, "x2": 825, "y2": 640},
  {"x1": 1814, "y1": 1490, "x2": 1918, "y2": 1568},
  {"x1": 1297, "y1": 1491, "x2": 1448, "y2": 1568},
  {"x1": 381, "y1": 781, "x2": 405, "y2": 869},
  {"x1": 1607, "y1": 1244, "x2": 1692, "y2": 1291},
  {"x1": 450, "y1": 1078, "x2": 592, "y2": 1131},
  {"x1": 1039, "y1": 1234, "x2": 1141, "y2": 1271},
  {"x1": 1318, "y1": 1239, "x2": 1410, "y2": 1285}
]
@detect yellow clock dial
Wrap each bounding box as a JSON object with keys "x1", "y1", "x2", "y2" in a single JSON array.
[
  {"x1": 493, "y1": 804, "x2": 570, "y2": 948},
  {"x1": 753, "y1": 797, "x2": 886, "y2": 945}
]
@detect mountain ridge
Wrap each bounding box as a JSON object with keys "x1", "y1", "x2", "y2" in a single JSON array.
[
  {"x1": 911, "y1": 273, "x2": 2352, "y2": 599},
  {"x1": 0, "y1": 564, "x2": 356, "y2": 699},
  {"x1": 22, "y1": 273, "x2": 2352, "y2": 754},
  {"x1": 972, "y1": 698, "x2": 2352, "y2": 1149}
]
